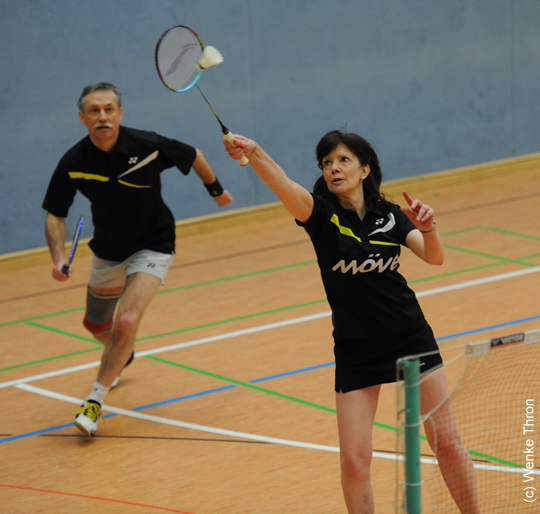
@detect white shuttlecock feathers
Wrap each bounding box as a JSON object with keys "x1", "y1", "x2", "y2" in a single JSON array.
[{"x1": 197, "y1": 46, "x2": 224, "y2": 71}]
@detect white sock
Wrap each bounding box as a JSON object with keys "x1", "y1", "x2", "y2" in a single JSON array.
[{"x1": 86, "y1": 381, "x2": 110, "y2": 406}]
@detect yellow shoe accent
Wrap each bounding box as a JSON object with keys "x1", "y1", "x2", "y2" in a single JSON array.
[{"x1": 74, "y1": 401, "x2": 102, "y2": 436}]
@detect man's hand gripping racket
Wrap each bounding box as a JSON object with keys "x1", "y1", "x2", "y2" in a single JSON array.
[{"x1": 155, "y1": 25, "x2": 248, "y2": 166}]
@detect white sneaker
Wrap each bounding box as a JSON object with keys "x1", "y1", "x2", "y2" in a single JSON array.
[{"x1": 74, "y1": 401, "x2": 102, "y2": 436}]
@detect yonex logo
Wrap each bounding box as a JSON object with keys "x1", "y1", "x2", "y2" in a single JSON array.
[
  {"x1": 332, "y1": 254, "x2": 400, "y2": 274},
  {"x1": 368, "y1": 213, "x2": 396, "y2": 236},
  {"x1": 128, "y1": 157, "x2": 138, "y2": 164},
  {"x1": 147, "y1": 263, "x2": 156, "y2": 268},
  {"x1": 490, "y1": 333, "x2": 525, "y2": 348}
]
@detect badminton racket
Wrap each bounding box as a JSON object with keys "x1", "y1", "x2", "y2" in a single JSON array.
[
  {"x1": 62, "y1": 215, "x2": 84, "y2": 276},
  {"x1": 155, "y1": 24, "x2": 248, "y2": 166}
]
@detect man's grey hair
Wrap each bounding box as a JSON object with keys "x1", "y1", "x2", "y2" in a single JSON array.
[{"x1": 77, "y1": 82, "x2": 122, "y2": 112}]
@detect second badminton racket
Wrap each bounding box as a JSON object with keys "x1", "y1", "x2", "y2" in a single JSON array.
[{"x1": 62, "y1": 215, "x2": 84, "y2": 276}]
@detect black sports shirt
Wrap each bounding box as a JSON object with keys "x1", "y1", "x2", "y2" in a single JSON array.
[
  {"x1": 297, "y1": 193, "x2": 427, "y2": 340},
  {"x1": 42, "y1": 126, "x2": 197, "y2": 261}
]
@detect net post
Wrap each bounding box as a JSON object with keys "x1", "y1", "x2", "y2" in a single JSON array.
[{"x1": 400, "y1": 358, "x2": 422, "y2": 514}]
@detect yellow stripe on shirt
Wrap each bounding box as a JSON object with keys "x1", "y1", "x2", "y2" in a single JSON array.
[
  {"x1": 68, "y1": 172, "x2": 151, "y2": 188},
  {"x1": 330, "y1": 214, "x2": 363, "y2": 243},
  {"x1": 117, "y1": 179, "x2": 152, "y2": 188},
  {"x1": 68, "y1": 172, "x2": 109, "y2": 182},
  {"x1": 330, "y1": 214, "x2": 399, "y2": 246}
]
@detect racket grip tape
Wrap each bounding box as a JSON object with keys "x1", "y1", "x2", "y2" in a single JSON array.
[
  {"x1": 223, "y1": 131, "x2": 249, "y2": 166},
  {"x1": 61, "y1": 263, "x2": 71, "y2": 276}
]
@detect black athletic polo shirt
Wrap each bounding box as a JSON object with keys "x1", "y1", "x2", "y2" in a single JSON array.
[
  {"x1": 297, "y1": 193, "x2": 427, "y2": 340},
  {"x1": 42, "y1": 126, "x2": 197, "y2": 261}
]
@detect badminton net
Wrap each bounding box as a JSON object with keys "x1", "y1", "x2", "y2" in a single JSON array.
[{"x1": 396, "y1": 328, "x2": 540, "y2": 513}]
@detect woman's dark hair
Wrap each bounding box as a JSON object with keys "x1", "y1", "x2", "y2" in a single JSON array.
[{"x1": 313, "y1": 130, "x2": 390, "y2": 213}]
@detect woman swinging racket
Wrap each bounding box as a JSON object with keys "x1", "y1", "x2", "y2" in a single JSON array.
[{"x1": 224, "y1": 130, "x2": 480, "y2": 514}]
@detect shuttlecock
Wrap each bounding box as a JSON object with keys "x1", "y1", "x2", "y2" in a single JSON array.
[{"x1": 197, "y1": 46, "x2": 224, "y2": 71}]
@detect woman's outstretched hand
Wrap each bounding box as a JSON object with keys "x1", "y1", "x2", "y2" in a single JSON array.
[
  {"x1": 401, "y1": 190, "x2": 436, "y2": 232},
  {"x1": 223, "y1": 134, "x2": 256, "y2": 163}
]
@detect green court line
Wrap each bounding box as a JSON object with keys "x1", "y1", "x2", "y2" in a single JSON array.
[
  {"x1": 440, "y1": 225, "x2": 540, "y2": 241},
  {"x1": 1, "y1": 248, "x2": 534, "y2": 331},
  {"x1": 25, "y1": 321, "x2": 97, "y2": 343},
  {"x1": 0, "y1": 300, "x2": 328, "y2": 374},
  {"x1": 136, "y1": 299, "x2": 328, "y2": 342},
  {"x1": 0, "y1": 322, "x2": 101, "y2": 373},
  {"x1": 1, "y1": 250, "x2": 537, "y2": 372},
  {"x1": 2, "y1": 225, "x2": 539, "y2": 330},
  {"x1": 0, "y1": 300, "x2": 329, "y2": 373},
  {"x1": 521, "y1": 252, "x2": 540, "y2": 260},
  {"x1": 444, "y1": 245, "x2": 538, "y2": 268},
  {"x1": 156, "y1": 260, "x2": 317, "y2": 295},
  {"x1": 467, "y1": 449, "x2": 522, "y2": 468},
  {"x1": 0, "y1": 298, "x2": 329, "y2": 373},
  {"x1": 408, "y1": 261, "x2": 504, "y2": 284},
  {"x1": 0, "y1": 307, "x2": 85, "y2": 327},
  {"x1": 147, "y1": 355, "x2": 397, "y2": 434},
  {"x1": 484, "y1": 226, "x2": 540, "y2": 242},
  {"x1": 147, "y1": 355, "x2": 336, "y2": 413},
  {"x1": 0, "y1": 347, "x2": 101, "y2": 373},
  {"x1": 147, "y1": 355, "x2": 522, "y2": 469},
  {"x1": 0, "y1": 261, "x2": 319, "y2": 329},
  {"x1": 2, "y1": 225, "x2": 539, "y2": 372},
  {"x1": 441, "y1": 226, "x2": 486, "y2": 237},
  {"x1": 2, "y1": 225, "x2": 536, "y2": 468}
]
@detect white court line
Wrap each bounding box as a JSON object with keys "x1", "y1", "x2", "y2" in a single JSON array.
[
  {"x1": 2, "y1": 265, "x2": 539, "y2": 391},
  {"x1": 6, "y1": 264, "x2": 539, "y2": 478},
  {"x1": 0, "y1": 313, "x2": 329, "y2": 390},
  {"x1": 17, "y1": 383, "x2": 340, "y2": 453},
  {"x1": 17, "y1": 383, "x2": 537, "y2": 475},
  {"x1": 415, "y1": 265, "x2": 540, "y2": 297}
]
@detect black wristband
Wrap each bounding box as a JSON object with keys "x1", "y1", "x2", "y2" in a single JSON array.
[{"x1": 204, "y1": 178, "x2": 224, "y2": 197}]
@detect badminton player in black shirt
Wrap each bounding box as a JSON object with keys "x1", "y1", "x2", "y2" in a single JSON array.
[
  {"x1": 43, "y1": 82, "x2": 233, "y2": 436},
  {"x1": 224, "y1": 131, "x2": 480, "y2": 514}
]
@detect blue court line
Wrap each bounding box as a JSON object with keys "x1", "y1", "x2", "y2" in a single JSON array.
[
  {"x1": 2, "y1": 315, "x2": 538, "y2": 445},
  {"x1": 2, "y1": 365, "x2": 339, "y2": 443},
  {"x1": 436, "y1": 314, "x2": 540, "y2": 341},
  {"x1": 0, "y1": 414, "x2": 118, "y2": 443},
  {"x1": 133, "y1": 385, "x2": 236, "y2": 411},
  {"x1": 131, "y1": 362, "x2": 337, "y2": 412},
  {"x1": 250, "y1": 361, "x2": 336, "y2": 383}
]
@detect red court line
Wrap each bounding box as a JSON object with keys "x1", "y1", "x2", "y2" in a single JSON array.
[{"x1": 0, "y1": 483, "x2": 197, "y2": 513}]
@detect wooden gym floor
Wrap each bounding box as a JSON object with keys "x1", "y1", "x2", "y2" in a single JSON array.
[{"x1": 1, "y1": 154, "x2": 539, "y2": 513}]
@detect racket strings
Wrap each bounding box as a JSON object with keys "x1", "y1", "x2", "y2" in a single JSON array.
[{"x1": 156, "y1": 27, "x2": 203, "y2": 92}]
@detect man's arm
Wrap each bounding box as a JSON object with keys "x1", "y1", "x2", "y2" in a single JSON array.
[
  {"x1": 45, "y1": 213, "x2": 70, "y2": 281},
  {"x1": 192, "y1": 148, "x2": 233, "y2": 206}
]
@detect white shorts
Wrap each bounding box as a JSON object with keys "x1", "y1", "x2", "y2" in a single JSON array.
[{"x1": 89, "y1": 250, "x2": 174, "y2": 288}]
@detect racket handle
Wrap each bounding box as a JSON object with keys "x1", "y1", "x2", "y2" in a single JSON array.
[
  {"x1": 61, "y1": 263, "x2": 70, "y2": 276},
  {"x1": 223, "y1": 130, "x2": 249, "y2": 166}
]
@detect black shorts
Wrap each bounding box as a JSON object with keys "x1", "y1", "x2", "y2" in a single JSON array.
[{"x1": 333, "y1": 321, "x2": 443, "y2": 392}]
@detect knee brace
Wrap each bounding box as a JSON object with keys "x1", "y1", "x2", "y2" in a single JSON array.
[{"x1": 83, "y1": 287, "x2": 121, "y2": 335}]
